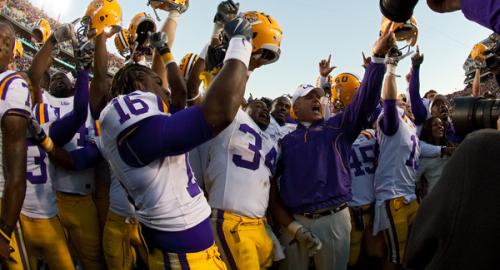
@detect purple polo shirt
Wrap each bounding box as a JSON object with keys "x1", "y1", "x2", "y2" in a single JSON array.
[
  {"x1": 461, "y1": 0, "x2": 500, "y2": 33},
  {"x1": 278, "y1": 62, "x2": 386, "y2": 214}
]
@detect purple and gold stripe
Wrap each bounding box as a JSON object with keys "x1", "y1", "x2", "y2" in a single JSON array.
[
  {"x1": 0, "y1": 74, "x2": 22, "y2": 100},
  {"x1": 216, "y1": 210, "x2": 238, "y2": 270},
  {"x1": 178, "y1": 253, "x2": 190, "y2": 270},
  {"x1": 156, "y1": 96, "x2": 169, "y2": 113},
  {"x1": 384, "y1": 200, "x2": 401, "y2": 264}
]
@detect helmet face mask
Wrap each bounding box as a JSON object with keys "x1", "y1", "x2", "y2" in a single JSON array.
[
  {"x1": 380, "y1": 16, "x2": 418, "y2": 54},
  {"x1": 331, "y1": 73, "x2": 361, "y2": 111}
]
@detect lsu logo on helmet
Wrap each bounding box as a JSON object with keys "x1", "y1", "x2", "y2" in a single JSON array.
[
  {"x1": 242, "y1": 11, "x2": 283, "y2": 65},
  {"x1": 331, "y1": 73, "x2": 360, "y2": 110}
]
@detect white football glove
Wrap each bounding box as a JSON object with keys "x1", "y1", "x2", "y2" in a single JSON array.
[{"x1": 287, "y1": 221, "x2": 322, "y2": 257}]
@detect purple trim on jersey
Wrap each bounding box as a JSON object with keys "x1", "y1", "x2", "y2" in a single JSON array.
[
  {"x1": 117, "y1": 106, "x2": 213, "y2": 167},
  {"x1": 380, "y1": 100, "x2": 399, "y2": 136},
  {"x1": 49, "y1": 70, "x2": 89, "y2": 146},
  {"x1": 70, "y1": 143, "x2": 102, "y2": 171},
  {"x1": 461, "y1": 0, "x2": 500, "y2": 33},
  {"x1": 216, "y1": 210, "x2": 238, "y2": 270},
  {"x1": 408, "y1": 67, "x2": 427, "y2": 125},
  {"x1": 156, "y1": 95, "x2": 165, "y2": 112},
  {"x1": 178, "y1": 253, "x2": 190, "y2": 270},
  {"x1": 278, "y1": 63, "x2": 386, "y2": 214},
  {"x1": 140, "y1": 218, "x2": 214, "y2": 253},
  {"x1": 34, "y1": 104, "x2": 41, "y2": 122},
  {"x1": 1, "y1": 76, "x2": 20, "y2": 100}
]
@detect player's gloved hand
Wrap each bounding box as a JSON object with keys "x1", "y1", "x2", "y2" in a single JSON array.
[
  {"x1": 214, "y1": 0, "x2": 239, "y2": 24},
  {"x1": 28, "y1": 117, "x2": 54, "y2": 153},
  {"x1": 411, "y1": 46, "x2": 424, "y2": 67},
  {"x1": 205, "y1": 44, "x2": 226, "y2": 72},
  {"x1": 287, "y1": 221, "x2": 322, "y2": 257},
  {"x1": 223, "y1": 15, "x2": 252, "y2": 42},
  {"x1": 148, "y1": 31, "x2": 169, "y2": 55},
  {"x1": 72, "y1": 37, "x2": 94, "y2": 70},
  {"x1": 53, "y1": 23, "x2": 75, "y2": 44},
  {"x1": 149, "y1": 0, "x2": 189, "y2": 14}
]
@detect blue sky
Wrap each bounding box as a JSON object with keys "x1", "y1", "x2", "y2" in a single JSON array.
[{"x1": 31, "y1": 0, "x2": 492, "y2": 99}]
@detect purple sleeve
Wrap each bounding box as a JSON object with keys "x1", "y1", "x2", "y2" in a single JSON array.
[
  {"x1": 380, "y1": 100, "x2": 399, "y2": 136},
  {"x1": 409, "y1": 67, "x2": 427, "y2": 125},
  {"x1": 49, "y1": 70, "x2": 89, "y2": 146},
  {"x1": 334, "y1": 62, "x2": 386, "y2": 141},
  {"x1": 461, "y1": 0, "x2": 500, "y2": 33},
  {"x1": 118, "y1": 106, "x2": 214, "y2": 167},
  {"x1": 69, "y1": 142, "x2": 102, "y2": 171}
]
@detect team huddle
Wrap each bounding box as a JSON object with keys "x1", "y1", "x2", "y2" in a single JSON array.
[{"x1": 0, "y1": 0, "x2": 497, "y2": 269}]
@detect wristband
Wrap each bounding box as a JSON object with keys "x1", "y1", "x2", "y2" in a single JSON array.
[
  {"x1": 212, "y1": 23, "x2": 223, "y2": 40},
  {"x1": 224, "y1": 37, "x2": 252, "y2": 69},
  {"x1": 167, "y1": 10, "x2": 180, "y2": 23},
  {"x1": 40, "y1": 136, "x2": 55, "y2": 153},
  {"x1": 161, "y1": 51, "x2": 175, "y2": 65}
]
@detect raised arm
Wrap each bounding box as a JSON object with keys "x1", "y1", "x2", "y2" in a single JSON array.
[
  {"x1": 49, "y1": 69, "x2": 89, "y2": 146},
  {"x1": 339, "y1": 24, "x2": 394, "y2": 141},
  {"x1": 409, "y1": 48, "x2": 427, "y2": 125},
  {"x1": 379, "y1": 62, "x2": 400, "y2": 136},
  {"x1": 471, "y1": 67, "x2": 481, "y2": 97}
]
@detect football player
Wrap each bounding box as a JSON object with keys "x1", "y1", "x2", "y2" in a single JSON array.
[
  {"x1": 0, "y1": 20, "x2": 32, "y2": 269},
  {"x1": 266, "y1": 96, "x2": 295, "y2": 140},
  {"x1": 373, "y1": 53, "x2": 420, "y2": 270},
  {"x1": 204, "y1": 98, "x2": 278, "y2": 270},
  {"x1": 97, "y1": 13, "x2": 254, "y2": 269},
  {"x1": 269, "y1": 25, "x2": 395, "y2": 270}
]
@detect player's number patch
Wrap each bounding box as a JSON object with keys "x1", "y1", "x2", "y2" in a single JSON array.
[
  {"x1": 113, "y1": 94, "x2": 150, "y2": 124},
  {"x1": 349, "y1": 144, "x2": 376, "y2": 177},
  {"x1": 26, "y1": 142, "x2": 48, "y2": 184},
  {"x1": 405, "y1": 135, "x2": 419, "y2": 170},
  {"x1": 232, "y1": 124, "x2": 277, "y2": 172}
]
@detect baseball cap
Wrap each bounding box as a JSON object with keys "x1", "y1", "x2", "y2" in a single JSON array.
[{"x1": 291, "y1": 84, "x2": 325, "y2": 104}]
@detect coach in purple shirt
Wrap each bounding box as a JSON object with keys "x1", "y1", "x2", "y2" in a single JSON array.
[{"x1": 269, "y1": 26, "x2": 395, "y2": 270}]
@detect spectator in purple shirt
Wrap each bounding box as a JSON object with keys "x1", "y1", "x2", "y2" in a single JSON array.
[{"x1": 269, "y1": 24, "x2": 395, "y2": 270}]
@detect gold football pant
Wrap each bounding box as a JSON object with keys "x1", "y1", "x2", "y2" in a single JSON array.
[
  {"x1": 383, "y1": 197, "x2": 419, "y2": 264},
  {"x1": 0, "y1": 200, "x2": 30, "y2": 270},
  {"x1": 161, "y1": 244, "x2": 226, "y2": 270},
  {"x1": 348, "y1": 205, "x2": 385, "y2": 266},
  {"x1": 103, "y1": 210, "x2": 148, "y2": 270},
  {"x1": 56, "y1": 192, "x2": 104, "y2": 269},
  {"x1": 19, "y1": 214, "x2": 74, "y2": 270},
  {"x1": 211, "y1": 209, "x2": 273, "y2": 270}
]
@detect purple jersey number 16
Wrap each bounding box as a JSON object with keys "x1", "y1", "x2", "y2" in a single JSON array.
[{"x1": 113, "y1": 93, "x2": 150, "y2": 124}]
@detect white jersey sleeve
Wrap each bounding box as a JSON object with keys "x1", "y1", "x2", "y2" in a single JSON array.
[
  {"x1": 204, "y1": 109, "x2": 278, "y2": 218},
  {"x1": 0, "y1": 70, "x2": 31, "y2": 197},
  {"x1": 349, "y1": 129, "x2": 377, "y2": 207},
  {"x1": 98, "y1": 90, "x2": 210, "y2": 232},
  {"x1": 374, "y1": 111, "x2": 421, "y2": 202}
]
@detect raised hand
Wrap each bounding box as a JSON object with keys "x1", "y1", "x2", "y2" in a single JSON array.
[
  {"x1": 411, "y1": 46, "x2": 424, "y2": 67},
  {"x1": 362, "y1": 52, "x2": 372, "y2": 69},
  {"x1": 372, "y1": 22, "x2": 396, "y2": 57},
  {"x1": 319, "y1": 54, "x2": 336, "y2": 77},
  {"x1": 214, "y1": 0, "x2": 240, "y2": 24}
]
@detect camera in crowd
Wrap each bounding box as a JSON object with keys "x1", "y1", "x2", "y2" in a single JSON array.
[{"x1": 452, "y1": 96, "x2": 500, "y2": 136}]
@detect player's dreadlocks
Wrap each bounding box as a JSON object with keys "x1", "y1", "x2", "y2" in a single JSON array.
[{"x1": 110, "y1": 63, "x2": 153, "y2": 98}]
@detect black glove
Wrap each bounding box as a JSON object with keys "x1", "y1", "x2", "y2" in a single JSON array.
[
  {"x1": 73, "y1": 40, "x2": 94, "y2": 70},
  {"x1": 223, "y1": 15, "x2": 252, "y2": 42},
  {"x1": 205, "y1": 44, "x2": 227, "y2": 72},
  {"x1": 148, "y1": 31, "x2": 170, "y2": 55},
  {"x1": 214, "y1": 0, "x2": 239, "y2": 24}
]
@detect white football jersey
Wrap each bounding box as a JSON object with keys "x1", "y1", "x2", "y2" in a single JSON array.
[
  {"x1": 98, "y1": 90, "x2": 210, "y2": 231},
  {"x1": 109, "y1": 174, "x2": 135, "y2": 218},
  {"x1": 349, "y1": 129, "x2": 377, "y2": 207},
  {"x1": 0, "y1": 70, "x2": 31, "y2": 198},
  {"x1": 375, "y1": 109, "x2": 420, "y2": 202},
  {"x1": 46, "y1": 94, "x2": 96, "y2": 195},
  {"x1": 22, "y1": 103, "x2": 58, "y2": 219},
  {"x1": 204, "y1": 109, "x2": 278, "y2": 218},
  {"x1": 265, "y1": 116, "x2": 296, "y2": 141}
]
